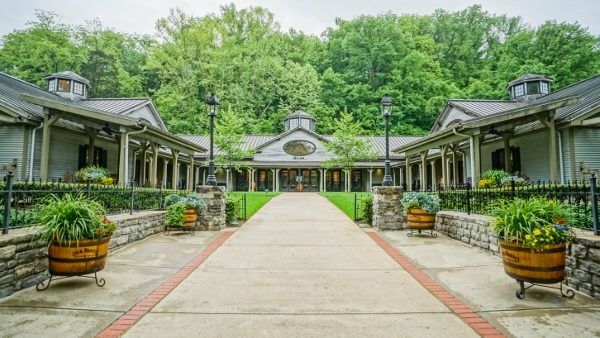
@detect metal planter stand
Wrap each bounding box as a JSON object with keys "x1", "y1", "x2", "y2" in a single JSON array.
[
  {"x1": 36, "y1": 273, "x2": 105, "y2": 291},
  {"x1": 407, "y1": 228, "x2": 437, "y2": 238},
  {"x1": 515, "y1": 280, "x2": 575, "y2": 300},
  {"x1": 164, "y1": 225, "x2": 195, "y2": 236}
]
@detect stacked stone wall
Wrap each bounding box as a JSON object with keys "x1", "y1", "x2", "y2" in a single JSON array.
[
  {"x1": 372, "y1": 186, "x2": 405, "y2": 230},
  {"x1": 195, "y1": 186, "x2": 226, "y2": 231}
]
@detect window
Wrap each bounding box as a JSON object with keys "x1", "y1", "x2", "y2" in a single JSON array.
[
  {"x1": 57, "y1": 79, "x2": 71, "y2": 92},
  {"x1": 300, "y1": 118, "x2": 310, "y2": 129},
  {"x1": 48, "y1": 79, "x2": 56, "y2": 92},
  {"x1": 283, "y1": 140, "x2": 316, "y2": 156},
  {"x1": 73, "y1": 81, "x2": 84, "y2": 95},
  {"x1": 513, "y1": 84, "x2": 524, "y2": 97},
  {"x1": 526, "y1": 81, "x2": 540, "y2": 95},
  {"x1": 289, "y1": 118, "x2": 299, "y2": 129},
  {"x1": 541, "y1": 82, "x2": 549, "y2": 94},
  {"x1": 491, "y1": 147, "x2": 521, "y2": 173},
  {"x1": 78, "y1": 145, "x2": 108, "y2": 169}
]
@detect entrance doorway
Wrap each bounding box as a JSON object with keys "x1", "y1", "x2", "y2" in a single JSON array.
[{"x1": 280, "y1": 168, "x2": 320, "y2": 192}]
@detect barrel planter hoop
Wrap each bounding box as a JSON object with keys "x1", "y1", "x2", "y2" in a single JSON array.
[
  {"x1": 184, "y1": 208, "x2": 198, "y2": 227},
  {"x1": 499, "y1": 240, "x2": 566, "y2": 284},
  {"x1": 406, "y1": 208, "x2": 437, "y2": 238},
  {"x1": 48, "y1": 236, "x2": 111, "y2": 276}
]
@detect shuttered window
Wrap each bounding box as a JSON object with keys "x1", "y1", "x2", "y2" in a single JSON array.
[
  {"x1": 491, "y1": 147, "x2": 521, "y2": 173},
  {"x1": 78, "y1": 145, "x2": 108, "y2": 169}
]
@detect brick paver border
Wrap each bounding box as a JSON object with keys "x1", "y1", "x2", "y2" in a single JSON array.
[
  {"x1": 366, "y1": 232, "x2": 506, "y2": 338},
  {"x1": 96, "y1": 231, "x2": 235, "y2": 338}
]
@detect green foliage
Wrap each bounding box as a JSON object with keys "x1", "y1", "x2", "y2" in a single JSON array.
[
  {"x1": 214, "y1": 108, "x2": 255, "y2": 171},
  {"x1": 490, "y1": 197, "x2": 575, "y2": 250},
  {"x1": 166, "y1": 202, "x2": 186, "y2": 227},
  {"x1": 362, "y1": 196, "x2": 373, "y2": 225},
  {"x1": 400, "y1": 192, "x2": 441, "y2": 214},
  {"x1": 75, "y1": 166, "x2": 111, "y2": 183},
  {"x1": 1, "y1": 6, "x2": 598, "y2": 135},
  {"x1": 164, "y1": 194, "x2": 206, "y2": 213},
  {"x1": 481, "y1": 170, "x2": 510, "y2": 187},
  {"x1": 225, "y1": 196, "x2": 240, "y2": 224},
  {"x1": 323, "y1": 112, "x2": 377, "y2": 171},
  {"x1": 0, "y1": 208, "x2": 37, "y2": 228},
  {"x1": 35, "y1": 194, "x2": 116, "y2": 245}
]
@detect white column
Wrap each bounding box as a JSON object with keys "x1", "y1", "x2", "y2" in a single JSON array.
[
  {"x1": 368, "y1": 169, "x2": 374, "y2": 191},
  {"x1": 202, "y1": 168, "x2": 206, "y2": 186},
  {"x1": 162, "y1": 159, "x2": 168, "y2": 188},
  {"x1": 431, "y1": 160, "x2": 437, "y2": 191},
  {"x1": 247, "y1": 168, "x2": 252, "y2": 192},
  {"x1": 226, "y1": 168, "x2": 231, "y2": 191},
  {"x1": 323, "y1": 169, "x2": 327, "y2": 192},
  {"x1": 275, "y1": 169, "x2": 280, "y2": 192},
  {"x1": 271, "y1": 169, "x2": 276, "y2": 191}
]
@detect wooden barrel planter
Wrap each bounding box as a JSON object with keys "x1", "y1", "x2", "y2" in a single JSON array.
[
  {"x1": 184, "y1": 208, "x2": 198, "y2": 227},
  {"x1": 48, "y1": 236, "x2": 110, "y2": 276},
  {"x1": 37, "y1": 236, "x2": 111, "y2": 290},
  {"x1": 406, "y1": 209, "x2": 437, "y2": 238},
  {"x1": 499, "y1": 240, "x2": 573, "y2": 299}
]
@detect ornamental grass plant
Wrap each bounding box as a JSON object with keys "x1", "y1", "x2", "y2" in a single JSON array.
[{"x1": 400, "y1": 192, "x2": 440, "y2": 214}]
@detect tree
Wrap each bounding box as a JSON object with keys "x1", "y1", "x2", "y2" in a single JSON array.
[
  {"x1": 213, "y1": 109, "x2": 255, "y2": 190},
  {"x1": 324, "y1": 112, "x2": 377, "y2": 191}
]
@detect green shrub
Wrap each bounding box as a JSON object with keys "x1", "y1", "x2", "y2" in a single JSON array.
[
  {"x1": 164, "y1": 194, "x2": 206, "y2": 213},
  {"x1": 35, "y1": 194, "x2": 116, "y2": 245},
  {"x1": 75, "y1": 166, "x2": 111, "y2": 183},
  {"x1": 481, "y1": 170, "x2": 510, "y2": 187},
  {"x1": 491, "y1": 197, "x2": 575, "y2": 250},
  {"x1": 400, "y1": 192, "x2": 440, "y2": 214},
  {"x1": 225, "y1": 197, "x2": 240, "y2": 224},
  {"x1": 0, "y1": 208, "x2": 37, "y2": 228},
  {"x1": 362, "y1": 196, "x2": 373, "y2": 224},
  {"x1": 166, "y1": 202, "x2": 186, "y2": 227}
]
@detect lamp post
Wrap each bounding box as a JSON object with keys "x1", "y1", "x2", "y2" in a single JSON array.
[
  {"x1": 381, "y1": 94, "x2": 393, "y2": 186},
  {"x1": 205, "y1": 93, "x2": 220, "y2": 186}
]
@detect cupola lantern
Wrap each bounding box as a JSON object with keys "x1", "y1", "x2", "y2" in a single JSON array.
[
  {"x1": 44, "y1": 71, "x2": 90, "y2": 100},
  {"x1": 283, "y1": 111, "x2": 316, "y2": 132},
  {"x1": 507, "y1": 74, "x2": 553, "y2": 102}
]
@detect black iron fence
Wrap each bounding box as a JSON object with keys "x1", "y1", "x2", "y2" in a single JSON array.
[
  {"x1": 436, "y1": 177, "x2": 599, "y2": 233},
  {"x1": 1, "y1": 171, "x2": 182, "y2": 233},
  {"x1": 353, "y1": 193, "x2": 373, "y2": 224}
]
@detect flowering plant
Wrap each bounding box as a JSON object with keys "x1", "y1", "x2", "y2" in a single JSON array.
[
  {"x1": 400, "y1": 192, "x2": 440, "y2": 214},
  {"x1": 76, "y1": 166, "x2": 111, "y2": 183},
  {"x1": 164, "y1": 194, "x2": 206, "y2": 213},
  {"x1": 491, "y1": 197, "x2": 575, "y2": 251},
  {"x1": 478, "y1": 178, "x2": 495, "y2": 189}
]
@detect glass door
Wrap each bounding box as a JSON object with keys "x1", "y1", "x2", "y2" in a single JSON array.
[
  {"x1": 310, "y1": 169, "x2": 319, "y2": 191},
  {"x1": 301, "y1": 169, "x2": 310, "y2": 191},
  {"x1": 281, "y1": 169, "x2": 290, "y2": 192}
]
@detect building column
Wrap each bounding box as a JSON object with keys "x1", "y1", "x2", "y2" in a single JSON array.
[
  {"x1": 406, "y1": 157, "x2": 413, "y2": 191},
  {"x1": 162, "y1": 159, "x2": 169, "y2": 188},
  {"x1": 323, "y1": 169, "x2": 327, "y2": 192},
  {"x1": 86, "y1": 128, "x2": 98, "y2": 166},
  {"x1": 226, "y1": 168, "x2": 231, "y2": 191},
  {"x1": 140, "y1": 143, "x2": 148, "y2": 186},
  {"x1": 118, "y1": 134, "x2": 127, "y2": 185},
  {"x1": 399, "y1": 166, "x2": 404, "y2": 187},
  {"x1": 548, "y1": 118, "x2": 558, "y2": 182},
  {"x1": 440, "y1": 145, "x2": 448, "y2": 189},
  {"x1": 451, "y1": 147, "x2": 458, "y2": 186},
  {"x1": 420, "y1": 151, "x2": 428, "y2": 190},
  {"x1": 430, "y1": 160, "x2": 437, "y2": 191},
  {"x1": 40, "y1": 111, "x2": 60, "y2": 182},
  {"x1": 503, "y1": 134, "x2": 511, "y2": 173},
  {"x1": 247, "y1": 168, "x2": 252, "y2": 192},
  {"x1": 472, "y1": 136, "x2": 482, "y2": 186},
  {"x1": 149, "y1": 143, "x2": 160, "y2": 187},
  {"x1": 187, "y1": 156, "x2": 194, "y2": 191},
  {"x1": 171, "y1": 150, "x2": 179, "y2": 189},
  {"x1": 202, "y1": 168, "x2": 206, "y2": 186},
  {"x1": 368, "y1": 169, "x2": 374, "y2": 191},
  {"x1": 275, "y1": 169, "x2": 280, "y2": 192}
]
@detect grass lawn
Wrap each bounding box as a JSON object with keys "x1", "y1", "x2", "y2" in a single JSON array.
[
  {"x1": 226, "y1": 191, "x2": 281, "y2": 219},
  {"x1": 319, "y1": 192, "x2": 372, "y2": 220}
]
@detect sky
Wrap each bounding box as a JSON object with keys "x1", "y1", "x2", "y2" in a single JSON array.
[{"x1": 0, "y1": 0, "x2": 598, "y2": 37}]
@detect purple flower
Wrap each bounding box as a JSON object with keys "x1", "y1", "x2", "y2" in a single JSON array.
[{"x1": 554, "y1": 224, "x2": 569, "y2": 231}]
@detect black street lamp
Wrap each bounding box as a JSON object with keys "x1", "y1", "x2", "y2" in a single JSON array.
[
  {"x1": 381, "y1": 94, "x2": 393, "y2": 186},
  {"x1": 205, "y1": 92, "x2": 220, "y2": 186}
]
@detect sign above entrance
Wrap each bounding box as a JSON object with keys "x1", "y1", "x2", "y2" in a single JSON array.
[{"x1": 283, "y1": 140, "x2": 316, "y2": 156}]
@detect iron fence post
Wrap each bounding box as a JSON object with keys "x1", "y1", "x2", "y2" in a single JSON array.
[
  {"x1": 590, "y1": 174, "x2": 599, "y2": 236},
  {"x1": 511, "y1": 179, "x2": 516, "y2": 199},
  {"x1": 86, "y1": 179, "x2": 91, "y2": 198},
  {"x1": 129, "y1": 180, "x2": 135, "y2": 215},
  {"x1": 243, "y1": 193, "x2": 247, "y2": 220},
  {"x1": 354, "y1": 193, "x2": 357, "y2": 222},
  {"x1": 2, "y1": 171, "x2": 13, "y2": 235}
]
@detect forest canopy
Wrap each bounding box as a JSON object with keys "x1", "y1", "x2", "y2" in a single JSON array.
[{"x1": 1, "y1": 4, "x2": 598, "y2": 136}]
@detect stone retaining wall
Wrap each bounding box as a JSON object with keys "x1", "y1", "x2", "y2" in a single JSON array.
[
  {"x1": 196, "y1": 186, "x2": 226, "y2": 231},
  {"x1": 435, "y1": 211, "x2": 600, "y2": 298},
  {"x1": 0, "y1": 211, "x2": 166, "y2": 299}
]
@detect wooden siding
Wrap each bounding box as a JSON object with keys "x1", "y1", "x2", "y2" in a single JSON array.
[
  {"x1": 0, "y1": 125, "x2": 26, "y2": 180},
  {"x1": 440, "y1": 107, "x2": 472, "y2": 130},
  {"x1": 480, "y1": 130, "x2": 550, "y2": 181},
  {"x1": 573, "y1": 127, "x2": 600, "y2": 180}
]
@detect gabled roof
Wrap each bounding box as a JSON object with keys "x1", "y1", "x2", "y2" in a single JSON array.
[
  {"x1": 284, "y1": 110, "x2": 316, "y2": 120},
  {"x1": 0, "y1": 72, "x2": 63, "y2": 119},
  {"x1": 532, "y1": 74, "x2": 600, "y2": 122},
  {"x1": 254, "y1": 126, "x2": 331, "y2": 151},
  {"x1": 78, "y1": 98, "x2": 149, "y2": 114},
  {"x1": 449, "y1": 100, "x2": 526, "y2": 117}
]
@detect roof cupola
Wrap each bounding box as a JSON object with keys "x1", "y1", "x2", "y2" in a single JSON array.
[
  {"x1": 283, "y1": 111, "x2": 316, "y2": 132},
  {"x1": 507, "y1": 74, "x2": 553, "y2": 102},
  {"x1": 44, "y1": 71, "x2": 90, "y2": 100}
]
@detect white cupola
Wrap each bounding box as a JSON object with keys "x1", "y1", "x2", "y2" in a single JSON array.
[
  {"x1": 507, "y1": 74, "x2": 553, "y2": 102},
  {"x1": 284, "y1": 111, "x2": 316, "y2": 132},
  {"x1": 44, "y1": 71, "x2": 90, "y2": 100}
]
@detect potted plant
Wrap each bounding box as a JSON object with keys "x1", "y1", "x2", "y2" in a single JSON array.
[
  {"x1": 75, "y1": 165, "x2": 111, "y2": 183},
  {"x1": 491, "y1": 197, "x2": 576, "y2": 299},
  {"x1": 400, "y1": 192, "x2": 440, "y2": 237},
  {"x1": 165, "y1": 194, "x2": 206, "y2": 227},
  {"x1": 34, "y1": 194, "x2": 117, "y2": 290}
]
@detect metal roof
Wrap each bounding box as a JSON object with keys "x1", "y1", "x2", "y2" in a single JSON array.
[
  {"x1": 44, "y1": 71, "x2": 91, "y2": 86},
  {"x1": 531, "y1": 74, "x2": 600, "y2": 122},
  {"x1": 0, "y1": 72, "x2": 63, "y2": 118},
  {"x1": 449, "y1": 100, "x2": 526, "y2": 117},
  {"x1": 284, "y1": 110, "x2": 315, "y2": 119},
  {"x1": 182, "y1": 133, "x2": 421, "y2": 159},
  {"x1": 507, "y1": 74, "x2": 553, "y2": 88},
  {"x1": 78, "y1": 98, "x2": 149, "y2": 114}
]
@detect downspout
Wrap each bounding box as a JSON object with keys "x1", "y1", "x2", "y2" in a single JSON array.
[
  {"x1": 28, "y1": 121, "x2": 44, "y2": 181},
  {"x1": 557, "y1": 130, "x2": 565, "y2": 184},
  {"x1": 452, "y1": 127, "x2": 475, "y2": 185},
  {"x1": 123, "y1": 126, "x2": 147, "y2": 185}
]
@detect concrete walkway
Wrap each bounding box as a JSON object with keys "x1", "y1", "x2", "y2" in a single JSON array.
[{"x1": 124, "y1": 193, "x2": 480, "y2": 337}]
